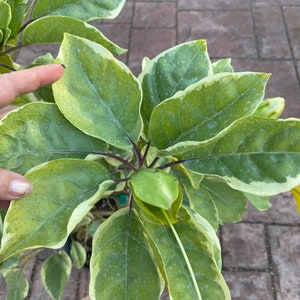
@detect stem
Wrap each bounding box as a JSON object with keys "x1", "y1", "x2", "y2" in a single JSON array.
[
  {"x1": 141, "y1": 140, "x2": 151, "y2": 166},
  {"x1": 0, "y1": 63, "x2": 16, "y2": 71},
  {"x1": 162, "y1": 210, "x2": 202, "y2": 300},
  {"x1": 0, "y1": 44, "x2": 26, "y2": 57},
  {"x1": 148, "y1": 156, "x2": 159, "y2": 168}
]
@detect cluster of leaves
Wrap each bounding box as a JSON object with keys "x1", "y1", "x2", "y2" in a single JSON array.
[
  {"x1": 0, "y1": 0, "x2": 126, "y2": 74},
  {"x1": 1, "y1": 1, "x2": 300, "y2": 300}
]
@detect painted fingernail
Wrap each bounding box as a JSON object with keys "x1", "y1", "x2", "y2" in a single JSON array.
[{"x1": 9, "y1": 178, "x2": 32, "y2": 198}]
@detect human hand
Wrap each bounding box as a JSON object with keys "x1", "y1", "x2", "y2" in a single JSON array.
[{"x1": 0, "y1": 64, "x2": 65, "y2": 209}]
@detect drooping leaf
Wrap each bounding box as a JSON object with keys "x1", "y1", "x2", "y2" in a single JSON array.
[
  {"x1": 163, "y1": 117, "x2": 300, "y2": 196},
  {"x1": 149, "y1": 72, "x2": 270, "y2": 149},
  {"x1": 70, "y1": 240, "x2": 87, "y2": 269},
  {"x1": 23, "y1": 16, "x2": 126, "y2": 55},
  {"x1": 139, "y1": 40, "x2": 213, "y2": 133},
  {"x1": 244, "y1": 193, "x2": 271, "y2": 211},
  {"x1": 53, "y1": 34, "x2": 142, "y2": 150},
  {"x1": 143, "y1": 207, "x2": 230, "y2": 300},
  {"x1": 253, "y1": 97, "x2": 285, "y2": 119},
  {"x1": 32, "y1": 0, "x2": 126, "y2": 22},
  {"x1": 5, "y1": 268, "x2": 29, "y2": 300},
  {"x1": 182, "y1": 178, "x2": 219, "y2": 230},
  {"x1": 212, "y1": 58, "x2": 234, "y2": 74},
  {"x1": 291, "y1": 185, "x2": 300, "y2": 214},
  {"x1": 90, "y1": 208, "x2": 163, "y2": 300},
  {"x1": 0, "y1": 254, "x2": 19, "y2": 274},
  {"x1": 0, "y1": 159, "x2": 113, "y2": 261},
  {"x1": 0, "y1": 102, "x2": 106, "y2": 174},
  {"x1": 41, "y1": 251, "x2": 72, "y2": 300},
  {"x1": 198, "y1": 176, "x2": 247, "y2": 224}
]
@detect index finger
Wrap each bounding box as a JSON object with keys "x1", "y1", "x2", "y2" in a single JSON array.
[{"x1": 0, "y1": 64, "x2": 65, "y2": 108}]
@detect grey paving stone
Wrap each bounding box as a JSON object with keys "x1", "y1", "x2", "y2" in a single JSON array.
[
  {"x1": 177, "y1": 11, "x2": 257, "y2": 58},
  {"x1": 223, "y1": 271, "x2": 274, "y2": 300},
  {"x1": 128, "y1": 28, "x2": 176, "y2": 75},
  {"x1": 233, "y1": 59, "x2": 300, "y2": 118},
  {"x1": 222, "y1": 223, "x2": 269, "y2": 269},
  {"x1": 133, "y1": 2, "x2": 176, "y2": 28},
  {"x1": 178, "y1": 0, "x2": 251, "y2": 10},
  {"x1": 243, "y1": 193, "x2": 300, "y2": 224},
  {"x1": 252, "y1": 4, "x2": 291, "y2": 58},
  {"x1": 283, "y1": 6, "x2": 300, "y2": 59},
  {"x1": 268, "y1": 226, "x2": 300, "y2": 300}
]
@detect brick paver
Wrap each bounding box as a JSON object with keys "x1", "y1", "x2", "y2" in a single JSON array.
[{"x1": 1, "y1": 0, "x2": 300, "y2": 299}]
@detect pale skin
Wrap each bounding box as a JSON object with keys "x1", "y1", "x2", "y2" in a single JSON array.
[{"x1": 0, "y1": 64, "x2": 65, "y2": 209}]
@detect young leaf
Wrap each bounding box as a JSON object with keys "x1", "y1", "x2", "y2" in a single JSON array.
[
  {"x1": 41, "y1": 251, "x2": 72, "y2": 300},
  {"x1": 253, "y1": 97, "x2": 285, "y2": 119},
  {"x1": 149, "y1": 72, "x2": 270, "y2": 149},
  {"x1": 70, "y1": 240, "x2": 87, "y2": 269},
  {"x1": 0, "y1": 159, "x2": 113, "y2": 261},
  {"x1": 139, "y1": 40, "x2": 213, "y2": 132},
  {"x1": 4, "y1": 268, "x2": 29, "y2": 300},
  {"x1": 163, "y1": 117, "x2": 300, "y2": 196},
  {"x1": 90, "y1": 208, "x2": 163, "y2": 300},
  {"x1": 212, "y1": 58, "x2": 234, "y2": 74},
  {"x1": 23, "y1": 16, "x2": 126, "y2": 56},
  {"x1": 32, "y1": 0, "x2": 126, "y2": 22},
  {"x1": 143, "y1": 207, "x2": 230, "y2": 300},
  {"x1": 130, "y1": 168, "x2": 180, "y2": 210},
  {"x1": 53, "y1": 33, "x2": 142, "y2": 150},
  {"x1": 0, "y1": 103, "x2": 107, "y2": 174}
]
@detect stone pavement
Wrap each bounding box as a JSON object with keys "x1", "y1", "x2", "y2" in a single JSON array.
[{"x1": 2, "y1": 0, "x2": 300, "y2": 299}]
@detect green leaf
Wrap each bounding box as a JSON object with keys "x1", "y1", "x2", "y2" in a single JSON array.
[
  {"x1": 0, "y1": 54, "x2": 14, "y2": 74},
  {"x1": 23, "y1": 16, "x2": 126, "y2": 56},
  {"x1": 70, "y1": 240, "x2": 86, "y2": 269},
  {"x1": 245, "y1": 193, "x2": 271, "y2": 211},
  {"x1": 143, "y1": 207, "x2": 230, "y2": 300},
  {"x1": 0, "y1": 1, "x2": 11, "y2": 49},
  {"x1": 53, "y1": 34, "x2": 142, "y2": 150},
  {"x1": 139, "y1": 40, "x2": 213, "y2": 133},
  {"x1": 253, "y1": 97, "x2": 285, "y2": 119},
  {"x1": 149, "y1": 72, "x2": 270, "y2": 149},
  {"x1": 41, "y1": 251, "x2": 72, "y2": 300},
  {"x1": 198, "y1": 176, "x2": 247, "y2": 224},
  {"x1": 32, "y1": 0, "x2": 126, "y2": 22},
  {"x1": 164, "y1": 117, "x2": 300, "y2": 195},
  {"x1": 0, "y1": 158, "x2": 113, "y2": 261},
  {"x1": 0, "y1": 102, "x2": 106, "y2": 174},
  {"x1": 90, "y1": 208, "x2": 163, "y2": 300},
  {"x1": 212, "y1": 58, "x2": 234, "y2": 74},
  {"x1": 131, "y1": 168, "x2": 180, "y2": 210},
  {"x1": 6, "y1": 1, "x2": 27, "y2": 39},
  {"x1": 182, "y1": 178, "x2": 219, "y2": 230},
  {"x1": 5, "y1": 268, "x2": 29, "y2": 300}
]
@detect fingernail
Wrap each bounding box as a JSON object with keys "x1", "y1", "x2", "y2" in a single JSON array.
[
  {"x1": 9, "y1": 178, "x2": 32, "y2": 198},
  {"x1": 61, "y1": 64, "x2": 66, "y2": 68}
]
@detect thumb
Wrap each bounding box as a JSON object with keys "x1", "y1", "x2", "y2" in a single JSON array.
[{"x1": 0, "y1": 169, "x2": 32, "y2": 201}]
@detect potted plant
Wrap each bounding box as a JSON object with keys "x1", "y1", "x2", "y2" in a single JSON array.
[{"x1": 1, "y1": 1, "x2": 300, "y2": 300}]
